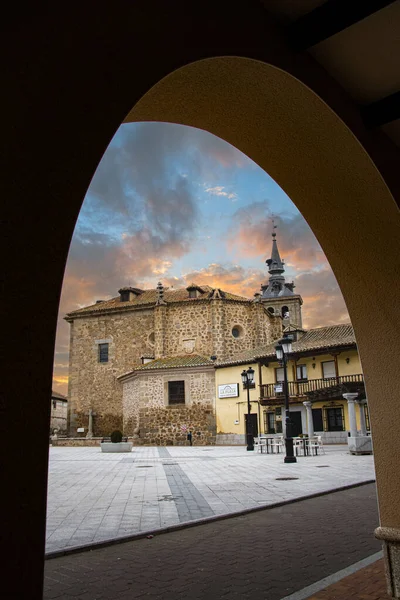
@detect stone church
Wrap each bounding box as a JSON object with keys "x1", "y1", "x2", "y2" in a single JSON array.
[{"x1": 66, "y1": 232, "x2": 302, "y2": 444}]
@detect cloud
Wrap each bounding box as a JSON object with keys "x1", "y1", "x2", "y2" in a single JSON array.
[
  {"x1": 52, "y1": 123, "x2": 348, "y2": 395},
  {"x1": 163, "y1": 263, "x2": 263, "y2": 298},
  {"x1": 205, "y1": 185, "x2": 237, "y2": 200},
  {"x1": 228, "y1": 201, "x2": 326, "y2": 271},
  {"x1": 294, "y1": 267, "x2": 349, "y2": 329}
]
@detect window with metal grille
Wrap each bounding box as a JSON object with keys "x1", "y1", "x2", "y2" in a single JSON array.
[
  {"x1": 266, "y1": 411, "x2": 276, "y2": 434},
  {"x1": 323, "y1": 406, "x2": 345, "y2": 431},
  {"x1": 98, "y1": 343, "x2": 109, "y2": 363},
  {"x1": 168, "y1": 380, "x2": 185, "y2": 405},
  {"x1": 364, "y1": 403, "x2": 370, "y2": 431}
]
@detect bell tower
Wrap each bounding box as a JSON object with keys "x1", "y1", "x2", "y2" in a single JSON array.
[{"x1": 260, "y1": 228, "x2": 303, "y2": 329}]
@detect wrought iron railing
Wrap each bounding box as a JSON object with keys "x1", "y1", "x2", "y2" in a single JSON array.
[{"x1": 259, "y1": 374, "x2": 364, "y2": 400}]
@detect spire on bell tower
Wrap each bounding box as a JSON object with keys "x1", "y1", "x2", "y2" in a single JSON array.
[
  {"x1": 258, "y1": 220, "x2": 303, "y2": 329},
  {"x1": 266, "y1": 225, "x2": 285, "y2": 276}
]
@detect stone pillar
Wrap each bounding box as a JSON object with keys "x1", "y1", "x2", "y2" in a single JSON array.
[
  {"x1": 211, "y1": 298, "x2": 225, "y2": 360},
  {"x1": 357, "y1": 400, "x2": 368, "y2": 436},
  {"x1": 343, "y1": 392, "x2": 358, "y2": 437},
  {"x1": 303, "y1": 401, "x2": 314, "y2": 437},
  {"x1": 154, "y1": 304, "x2": 167, "y2": 358},
  {"x1": 344, "y1": 393, "x2": 372, "y2": 455},
  {"x1": 86, "y1": 408, "x2": 94, "y2": 439},
  {"x1": 375, "y1": 528, "x2": 400, "y2": 599}
]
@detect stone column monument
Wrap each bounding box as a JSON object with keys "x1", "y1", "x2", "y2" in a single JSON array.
[
  {"x1": 343, "y1": 393, "x2": 372, "y2": 455},
  {"x1": 303, "y1": 401, "x2": 314, "y2": 438}
]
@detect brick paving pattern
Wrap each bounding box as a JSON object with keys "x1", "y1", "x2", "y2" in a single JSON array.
[
  {"x1": 44, "y1": 483, "x2": 381, "y2": 600},
  {"x1": 46, "y1": 446, "x2": 375, "y2": 553},
  {"x1": 305, "y1": 558, "x2": 387, "y2": 600}
]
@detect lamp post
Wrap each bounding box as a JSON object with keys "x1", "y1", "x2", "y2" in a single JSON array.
[
  {"x1": 275, "y1": 335, "x2": 297, "y2": 463},
  {"x1": 241, "y1": 366, "x2": 255, "y2": 451}
]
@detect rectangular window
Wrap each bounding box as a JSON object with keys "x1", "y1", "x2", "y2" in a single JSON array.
[
  {"x1": 296, "y1": 364, "x2": 307, "y2": 381},
  {"x1": 323, "y1": 406, "x2": 345, "y2": 431},
  {"x1": 364, "y1": 404, "x2": 371, "y2": 431},
  {"x1": 98, "y1": 343, "x2": 109, "y2": 363},
  {"x1": 322, "y1": 360, "x2": 336, "y2": 379},
  {"x1": 168, "y1": 380, "x2": 185, "y2": 405},
  {"x1": 275, "y1": 367, "x2": 284, "y2": 382},
  {"x1": 266, "y1": 412, "x2": 276, "y2": 434}
]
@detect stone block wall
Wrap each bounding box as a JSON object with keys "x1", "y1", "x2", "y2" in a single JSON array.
[
  {"x1": 50, "y1": 400, "x2": 68, "y2": 433},
  {"x1": 139, "y1": 404, "x2": 216, "y2": 445},
  {"x1": 261, "y1": 296, "x2": 302, "y2": 329},
  {"x1": 68, "y1": 309, "x2": 155, "y2": 436},
  {"x1": 122, "y1": 367, "x2": 216, "y2": 444},
  {"x1": 162, "y1": 302, "x2": 213, "y2": 357},
  {"x1": 67, "y1": 294, "x2": 280, "y2": 439}
]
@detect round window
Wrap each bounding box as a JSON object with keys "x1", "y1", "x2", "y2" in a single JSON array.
[{"x1": 232, "y1": 325, "x2": 243, "y2": 339}]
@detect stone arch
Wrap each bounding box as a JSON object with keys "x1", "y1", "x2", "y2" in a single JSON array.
[
  {"x1": 4, "y1": 9, "x2": 400, "y2": 597},
  {"x1": 123, "y1": 61, "x2": 399, "y2": 532}
]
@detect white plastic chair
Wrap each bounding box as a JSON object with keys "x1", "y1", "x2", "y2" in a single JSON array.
[
  {"x1": 271, "y1": 436, "x2": 284, "y2": 454},
  {"x1": 308, "y1": 436, "x2": 325, "y2": 455},
  {"x1": 316, "y1": 435, "x2": 325, "y2": 454},
  {"x1": 293, "y1": 437, "x2": 304, "y2": 456}
]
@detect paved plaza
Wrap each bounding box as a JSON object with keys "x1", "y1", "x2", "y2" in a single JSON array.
[
  {"x1": 46, "y1": 444, "x2": 375, "y2": 554},
  {"x1": 44, "y1": 483, "x2": 381, "y2": 600}
]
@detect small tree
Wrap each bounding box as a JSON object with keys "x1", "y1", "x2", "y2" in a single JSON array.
[{"x1": 110, "y1": 430, "x2": 123, "y2": 443}]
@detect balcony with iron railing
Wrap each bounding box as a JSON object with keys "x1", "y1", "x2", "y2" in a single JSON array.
[{"x1": 259, "y1": 374, "x2": 364, "y2": 403}]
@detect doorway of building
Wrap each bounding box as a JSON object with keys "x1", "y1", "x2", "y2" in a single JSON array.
[
  {"x1": 325, "y1": 407, "x2": 345, "y2": 432},
  {"x1": 290, "y1": 412, "x2": 303, "y2": 437},
  {"x1": 246, "y1": 413, "x2": 258, "y2": 438},
  {"x1": 312, "y1": 408, "x2": 324, "y2": 432}
]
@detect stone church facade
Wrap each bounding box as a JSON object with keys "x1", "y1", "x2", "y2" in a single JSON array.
[{"x1": 66, "y1": 233, "x2": 301, "y2": 444}]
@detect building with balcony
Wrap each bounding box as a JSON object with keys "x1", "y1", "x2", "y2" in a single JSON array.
[{"x1": 215, "y1": 323, "x2": 367, "y2": 445}]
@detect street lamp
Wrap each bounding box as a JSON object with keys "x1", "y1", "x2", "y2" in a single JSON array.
[
  {"x1": 275, "y1": 334, "x2": 297, "y2": 463},
  {"x1": 241, "y1": 366, "x2": 255, "y2": 451}
]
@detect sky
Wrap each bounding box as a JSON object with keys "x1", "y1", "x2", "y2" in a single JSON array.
[{"x1": 53, "y1": 121, "x2": 350, "y2": 395}]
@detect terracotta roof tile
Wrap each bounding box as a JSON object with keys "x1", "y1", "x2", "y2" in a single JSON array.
[
  {"x1": 135, "y1": 354, "x2": 214, "y2": 371},
  {"x1": 216, "y1": 324, "x2": 356, "y2": 366},
  {"x1": 66, "y1": 285, "x2": 250, "y2": 319},
  {"x1": 51, "y1": 390, "x2": 68, "y2": 400}
]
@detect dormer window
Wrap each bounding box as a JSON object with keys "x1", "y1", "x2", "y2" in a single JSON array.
[
  {"x1": 118, "y1": 287, "x2": 143, "y2": 302},
  {"x1": 186, "y1": 283, "x2": 203, "y2": 299}
]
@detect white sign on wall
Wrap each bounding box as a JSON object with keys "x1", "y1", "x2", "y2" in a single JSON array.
[{"x1": 218, "y1": 383, "x2": 239, "y2": 398}]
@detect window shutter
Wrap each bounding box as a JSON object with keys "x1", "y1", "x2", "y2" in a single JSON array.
[{"x1": 322, "y1": 361, "x2": 335, "y2": 378}]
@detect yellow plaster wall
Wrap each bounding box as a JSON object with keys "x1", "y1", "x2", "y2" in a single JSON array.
[
  {"x1": 215, "y1": 364, "x2": 259, "y2": 435},
  {"x1": 215, "y1": 349, "x2": 364, "y2": 434},
  {"x1": 259, "y1": 349, "x2": 361, "y2": 383}
]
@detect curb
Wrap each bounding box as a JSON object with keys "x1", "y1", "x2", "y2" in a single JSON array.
[
  {"x1": 45, "y1": 479, "x2": 376, "y2": 560},
  {"x1": 279, "y1": 550, "x2": 383, "y2": 600}
]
